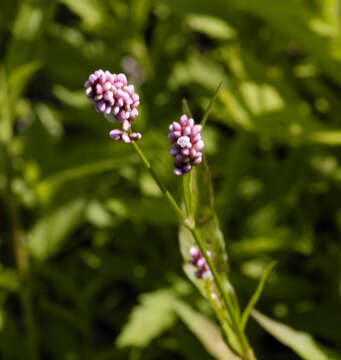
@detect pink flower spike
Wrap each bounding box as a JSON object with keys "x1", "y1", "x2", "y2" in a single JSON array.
[
  {"x1": 168, "y1": 114, "x2": 204, "y2": 175},
  {"x1": 85, "y1": 69, "x2": 140, "y2": 127}
]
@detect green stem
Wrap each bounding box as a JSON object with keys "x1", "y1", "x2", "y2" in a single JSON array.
[
  {"x1": 130, "y1": 140, "x2": 255, "y2": 359},
  {"x1": 130, "y1": 141, "x2": 185, "y2": 222},
  {"x1": 189, "y1": 228, "x2": 252, "y2": 359},
  {"x1": 2, "y1": 144, "x2": 39, "y2": 360}
]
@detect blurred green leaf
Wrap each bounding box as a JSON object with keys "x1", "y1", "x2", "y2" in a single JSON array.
[
  {"x1": 170, "y1": 55, "x2": 228, "y2": 91},
  {"x1": 0, "y1": 268, "x2": 19, "y2": 292},
  {"x1": 35, "y1": 103, "x2": 63, "y2": 139},
  {"x1": 36, "y1": 157, "x2": 135, "y2": 203},
  {"x1": 8, "y1": 61, "x2": 41, "y2": 105},
  {"x1": 187, "y1": 14, "x2": 237, "y2": 40},
  {"x1": 174, "y1": 300, "x2": 240, "y2": 360},
  {"x1": 86, "y1": 200, "x2": 113, "y2": 228},
  {"x1": 6, "y1": 0, "x2": 49, "y2": 71},
  {"x1": 59, "y1": 0, "x2": 105, "y2": 29},
  {"x1": 252, "y1": 310, "x2": 341, "y2": 360},
  {"x1": 29, "y1": 199, "x2": 86, "y2": 261},
  {"x1": 116, "y1": 289, "x2": 176, "y2": 348},
  {"x1": 53, "y1": 85, "x2": 89, "y2": 108}
]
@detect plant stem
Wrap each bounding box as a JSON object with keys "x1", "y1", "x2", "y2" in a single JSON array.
[
  {"x1": 189, "y1": 228, "x2": 254, "y2": 360},
  {"x1": 130, "y1": 141, "x2": 185, "y2": 222},
  {"x1": 2, "y1": 144, "x2": 40, "y2": 360},
  {"x1": 130, "y1": 140, "x2": 255, "y2": 359}
]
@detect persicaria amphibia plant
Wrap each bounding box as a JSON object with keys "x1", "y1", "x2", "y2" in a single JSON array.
[{"x1": 85, "y1": 71, "x2": 266, "y2": 360}]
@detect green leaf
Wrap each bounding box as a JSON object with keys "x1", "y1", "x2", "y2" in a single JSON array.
[
  {"x1": 304, "y1": 130, "x2": 341, "y2": 145},
  {"x1": 170, "y1": 56, "x2": 227, "y2": 92},
  {"x1": 182, "y1": 98, "x2": 193, "y2": 118},
  {"x1": 240, "y1": 261, "x2": 276, "y2": 330},
  {"x1": 174, "y1": 300, "x2": 240, "y2": 360},
  {"x1": 29, "y1": 199, "x2": 86, "y2": 261},
  {"x1": 59, "y1": 0, "x2": 105, "y2": 29},
  {"x1": 8, "y1": 61, "x2": 41, "y2": 105},
  {"x1": 36, "y1": 157, "x2": 134, "y2": 203},
  {"x1": 35, "y1": 103, "x2": 63, "y2": 139},
  {"x1": 195, "y1": 160, "x2": 228, "y2": 273},
  {"x1": 187, "y1": 14, "x2": 237, "y2": 40},
  {"x1": 85, "y1": 200, "x2": 114, "y2": 228},
  {"x1": 182, "y1": 171, "x2": 195, "y2": 219},
  {"x1": 179, "y1": 160, "x2": 229, "y2": 296},
  {"x1": 116, "y1": 290, "x2": 176, "y2": 348},
  {"x1": 0, "y1": 268, "x2": 20, "y2": 292},
  {"x1": 252, "y1": 310, "x2": 341, "y2": 360},
  {"x1": 53, "y1": 85, "x2": 89, "y2": 108},
  {"x1": 201, "y1": 82, "x2": 223, "y2": 128},
  {"x1": 6, "y1": 0, "x2": 49, "y2": 72}
]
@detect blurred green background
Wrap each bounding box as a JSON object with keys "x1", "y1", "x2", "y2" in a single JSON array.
[{"x1": 1, "y1": 0, "x2": 341, "y2": 359}]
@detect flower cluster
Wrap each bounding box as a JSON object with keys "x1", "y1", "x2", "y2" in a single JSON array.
[
  {"x1": 168, "y1": 115, "x2": 204, "y2": 176},
  {"x1": 109, "y1": 129, "x2": 142, "y2": 144},
  {"x1": 85, "y1": 70, "x2": 141, "y2": 142},
  {"x1": 189, "y1": 247, "x2": 212, "y2": 280}
]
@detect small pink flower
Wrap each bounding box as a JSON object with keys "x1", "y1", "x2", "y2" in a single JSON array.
[{"x1": 169, "y1": 115, "x2": 204, "y2": 175}]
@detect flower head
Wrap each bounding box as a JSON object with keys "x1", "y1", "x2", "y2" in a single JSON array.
[
  {"x1": 85, "y1": 70, "x2": 141, "y2": 142},
  {"x1": 189, "y1": 247, "x2": 212, "y2": 280},
  {"x1": 169, "y1": 115, "x2": 204, "y2": 176}
]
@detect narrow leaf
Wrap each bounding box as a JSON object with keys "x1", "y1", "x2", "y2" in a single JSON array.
[
  {"x1": 182, "y1": 98, "x2": 193, "y2": 118},
  {"x1": 201, "y1": 81, "x2": 223, "y2": 128},
  {"x1": 241, "y1": 261, "x2": 276, "y2": 330},
  {"x1": 36, "y1": 157, "x2": 133, "y2": 203},
  {"x1": 29, "y1": 199, "x2": 86, "y2": 261},
  {"x1": 252, "y1": 310, "x2": 341, "y2": 360},
  {"x1": 8, "y1": 61, "x2": 41, "y2": 108},
  {"x1": 174, "y1": 300, "x2": 241, "y2": 360},
  {"x1": 116, "y1": 290, "x2": 176, "y2": 348}
]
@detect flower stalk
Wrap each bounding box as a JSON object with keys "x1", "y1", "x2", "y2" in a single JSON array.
[
  {"x1": 129, "y1": 140, "x2": 256, "y2": 360},
  {"x1": 130, "y1": 141, "x2": 185, "y2": 222}
]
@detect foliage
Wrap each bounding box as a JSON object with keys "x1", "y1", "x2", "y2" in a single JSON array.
[{"x1": 1, "y1": 0, "x2": 341, "y2": 359}]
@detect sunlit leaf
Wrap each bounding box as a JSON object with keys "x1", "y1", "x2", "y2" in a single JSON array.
[
  {"x1": 59, "y1": 0, "x2": 105, "y2": 29},
  {"x1": 187, "y1": 14, "x2": 237, "y2": 40},
  {"x1": 116, "y1": 290, "x2": 176, "y2": 348},
  {"x1": 252, "y1": 310, "x2": 341, "y2": 360},
  {"x1": 174, "y1": 300, "x2": 240, "y2": 360}
]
